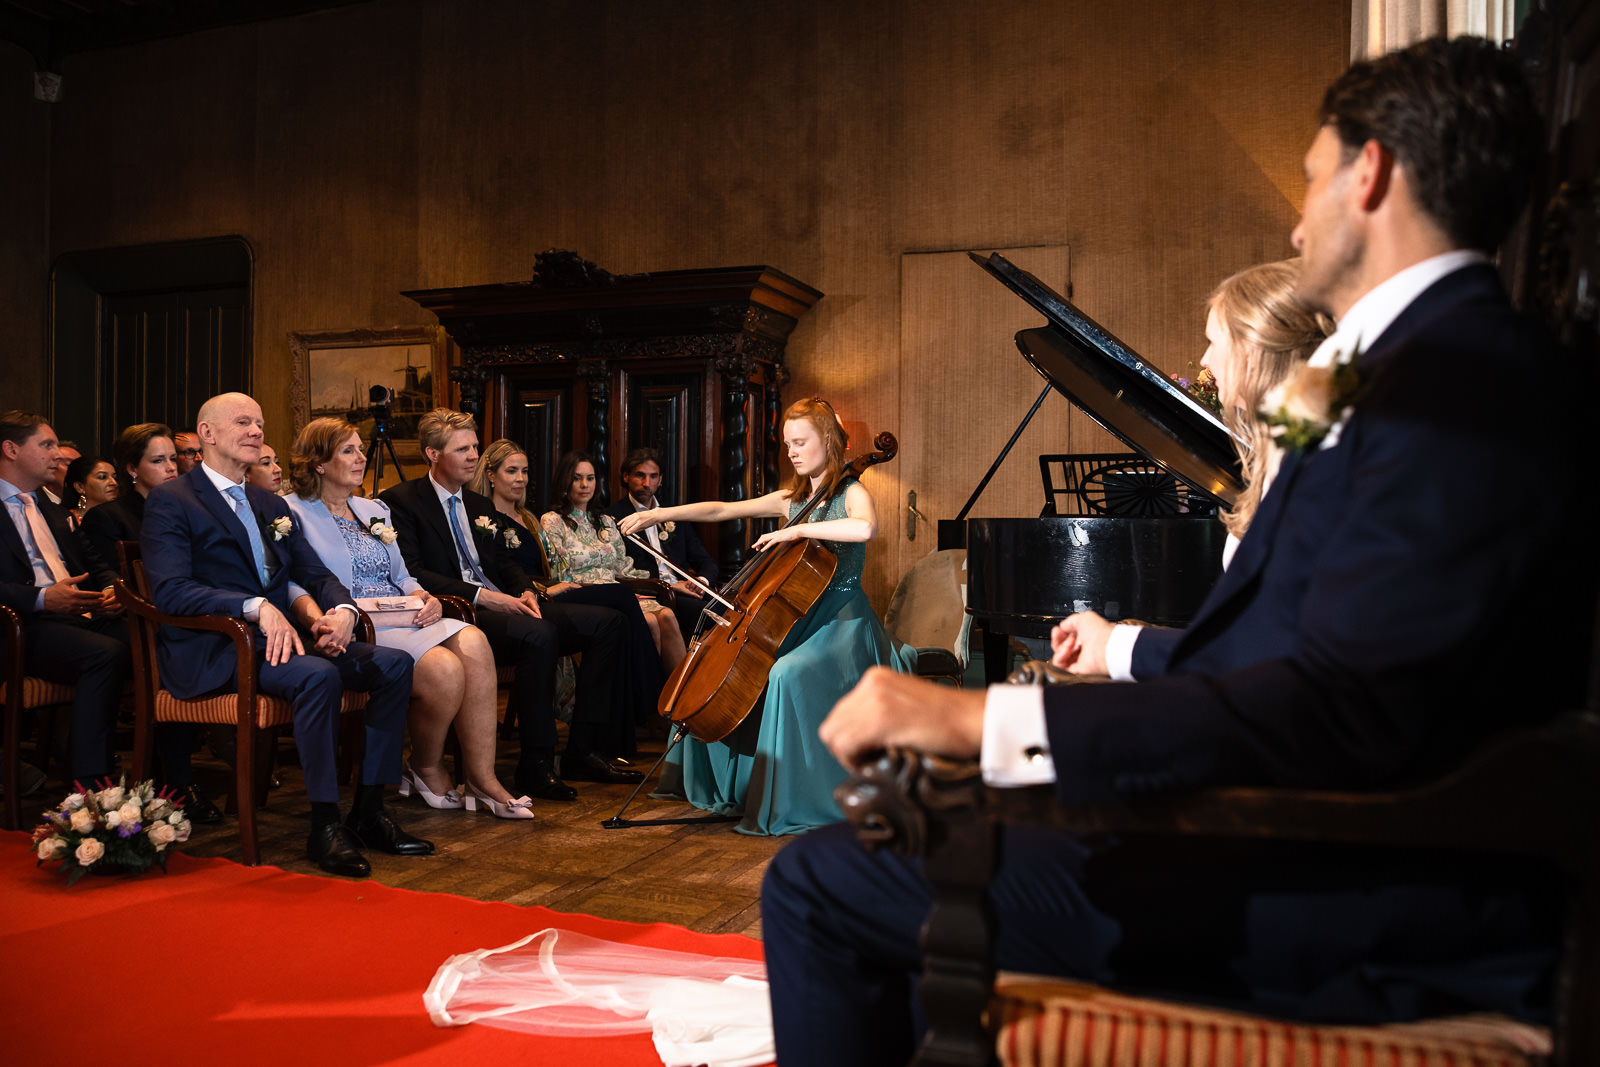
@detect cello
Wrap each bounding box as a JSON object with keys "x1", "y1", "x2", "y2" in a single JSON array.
[{"x1": 601, "y1": 431, "x2": 898, "y2": 828}]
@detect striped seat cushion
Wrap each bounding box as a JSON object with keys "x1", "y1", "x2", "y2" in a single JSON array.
[
  {"x1": 153, "y1": 688, "x2": 369, "y2": 726},
  {"x1": 993, "y1": 978, "x2": 1550, "y2": 1067},
  {"x1": 0, "y1": 677, "x2": 77, "y2": 708}
]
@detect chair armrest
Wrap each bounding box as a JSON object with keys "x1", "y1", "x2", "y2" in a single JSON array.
[
  {"x1": 620, "y1": 577, "x2": 678, "y2": 610},
  {"x1": 0, "y1": 604, "x2": 21, "y2": 688},
  {"x1": 438, "y1": 594, "x2": 474, "y2": 624},
  {"x1": 352, "y1": 609, "x2": 375, "y2": 644},
  {"x1": 113, "y1": 578, "x2": 261, "y2": 686}
]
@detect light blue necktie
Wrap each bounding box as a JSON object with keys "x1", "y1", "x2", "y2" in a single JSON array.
[
  {"x1": 224, "y1": 484, "x2": 269, "y2": 585},
  {"x1": 447, "y1": 495, "x2": 498, "y2": 593}
]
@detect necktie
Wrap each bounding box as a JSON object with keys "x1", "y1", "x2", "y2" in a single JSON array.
[
  {"x1": 19, "y1": 493, "x2": 70, "y2": 583},
  {"x1": 224, "y1": 484, "x2": 269, "y2": 585},
  {"x1": 448, "y1": 496, "x2": 498, "y2": 593}
]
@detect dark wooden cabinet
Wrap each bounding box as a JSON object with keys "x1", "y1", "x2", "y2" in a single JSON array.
[{"x1": 404, "y1": 254, "x2": 821, "y2": 573}]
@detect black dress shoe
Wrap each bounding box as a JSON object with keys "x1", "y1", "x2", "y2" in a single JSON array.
[
  {"x1": 516, "y1": 760, "x2": 578, "y2": 802},
  {"x1": 348, "y1": 810, "x2": 434, "y2": 856},
  {"x1": 180, "y1": 786, "x2": 224, "y2": 826},
  {"x1": 562, "y1": 751, "x2": 645, "y2": 784},
  {"x1": 307, "y1": 823, "x2": 371, "y2": 878}
]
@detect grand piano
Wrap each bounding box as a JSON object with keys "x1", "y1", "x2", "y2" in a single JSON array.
[{"x1": 942, "y1": 252, "x2": 1243, "y2": 683}]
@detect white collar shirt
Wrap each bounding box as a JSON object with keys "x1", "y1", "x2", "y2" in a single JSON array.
[{"x1": 0, "y1": 476, "x2": 57, "y2": 597}]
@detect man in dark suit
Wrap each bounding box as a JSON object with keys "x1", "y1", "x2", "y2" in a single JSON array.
[
  {"x1": 606, "y1": 446, "x2": 720, "y2": 635},
  {"x1": 0, "y1": 411, "x2": 127, "y2": 786},
  {"x1": 760, "y1": 38, "x2": 1594, "y2": 1065},
  {"x1": 380, "y1": 409, "x2": 638, "y2": 799},
  {"x1": 142, "y1": 392, "x2": 424, "y2": 877}
]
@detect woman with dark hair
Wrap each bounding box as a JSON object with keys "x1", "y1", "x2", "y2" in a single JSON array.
[
  {"x1": 470, "y1": 440, "x2": 666, "y2": 735},
  {"x1": 618, "y1": 397, "x2": 912, "y2": 835},
  {"x1": 78, "y1": 424, "x2": 174, "y2": 570},
  {"x1": 539, "y1": 451, "x2": 687, "y2": 671},
  {"x1": 287, "y1": 417, "x2": 532, "y2": 820},
  {"x1": 61, "y1": 454, "x2": 118, "y2": 526},
  {"x1": 245, "y1": 442, "x2": 284, "y2": 494},
  {"x1": 76, "y1": 422, "x2": 220, "y2": 823}
]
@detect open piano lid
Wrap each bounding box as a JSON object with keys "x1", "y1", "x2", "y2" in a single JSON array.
[{"x1": 971, "y1": 251, "x2": 1243, "y2": 507}]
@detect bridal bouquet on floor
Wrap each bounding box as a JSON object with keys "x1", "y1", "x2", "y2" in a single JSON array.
[{"x1": 31, "y1": 778, "x2": 192, "y2": 885}]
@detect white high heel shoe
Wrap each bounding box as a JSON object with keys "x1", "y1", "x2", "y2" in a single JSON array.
[
  {"x1": 463, "y1": 785, "x2": 536, "y2": 820},
  {"x1": 399, "y1": 762, "x2": 465, "y2": 809}
]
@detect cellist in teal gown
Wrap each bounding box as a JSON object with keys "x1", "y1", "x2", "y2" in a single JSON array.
[{"x1": 617, "y1": 398, "x2": 914, "y2": 836}]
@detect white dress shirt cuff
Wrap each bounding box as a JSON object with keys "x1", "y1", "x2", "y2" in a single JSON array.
[
  {"x1": 331, "y1": 603, "x2": 359, "y2": 619},
  {"x1": 1105, "y1": 624, "x2": 1141, "y2": 682},
  {"x1": 34, "y1": 588, "x2": 46, "y2": 613},
  {"x1": 242, "y1": 597, "x2": 263, "y2": 621},
  {"x1": 980, "y1": 684, "x2": 1057, "y2": 787}
]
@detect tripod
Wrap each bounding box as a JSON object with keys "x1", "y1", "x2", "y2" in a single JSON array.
[{"x1": 365, "y1": 409, "x2": 408, "y2": 496}]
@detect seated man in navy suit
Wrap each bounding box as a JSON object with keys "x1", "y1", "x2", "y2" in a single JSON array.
[
  {"x1": 760, "y1": 37, "x2": 1595, "y2": 1065},
  {"x1": 141, "y1": 392, "x2": 423, "y2": 878},
  {"x1": 0, "y1": 411, "x2": 128, "y2": 788},
  {"x1": 606, "y1": 447, "x2": 721, "y2": 637}
]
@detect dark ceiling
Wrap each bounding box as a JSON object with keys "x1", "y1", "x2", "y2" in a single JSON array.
[{"x1": 0, "y1": 0, "x2": 374, "y2": 67}]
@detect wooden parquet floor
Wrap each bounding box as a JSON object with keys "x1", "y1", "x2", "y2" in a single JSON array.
[{"x1": 172, "y1": 729, "x2": 789, "y2": 938}]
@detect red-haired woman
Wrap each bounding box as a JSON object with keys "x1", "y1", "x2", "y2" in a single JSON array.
[{"x1": 618, "y1": 397, "x2": 910, "y2": 835}]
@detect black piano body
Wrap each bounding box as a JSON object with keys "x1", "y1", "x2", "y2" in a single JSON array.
[{"x1": 949, "y1": 253, "x2": 1243, "y2": 682}]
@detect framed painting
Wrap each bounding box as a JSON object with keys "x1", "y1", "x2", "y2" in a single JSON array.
[{"x1": 289, "y1": 325, "x2": 446, "y2": 495}]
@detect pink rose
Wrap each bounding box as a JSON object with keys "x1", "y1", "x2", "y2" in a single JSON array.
[
  {"x1": 69, "y1": 808, "x2": 96, "y2": 834},
  {"x1": 147, "y1": 822, "x2": 178, "y2": 851},
  {"x1": 74, "y1": 838, "x2": 105, "y2": 866}
]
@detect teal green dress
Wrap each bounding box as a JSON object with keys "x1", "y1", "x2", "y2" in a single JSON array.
[{"x1": 660, "y1": 478, "x2": 914, "y2": 836}]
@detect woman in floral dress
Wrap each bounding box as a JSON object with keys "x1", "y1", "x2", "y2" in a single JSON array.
[
  {"x1": 540, "y1": 451, "x2": 688, "y2": 673},
  {"x1": 286, "y1": 417, "x2": 532, "y2": 819}
]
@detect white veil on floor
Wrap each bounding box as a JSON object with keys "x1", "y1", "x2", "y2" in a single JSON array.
[{"x1": 424, "y1": 927, "x2": 773, "y2": 1067}]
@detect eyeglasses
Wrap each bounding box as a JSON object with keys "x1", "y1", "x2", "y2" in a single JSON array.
[{"x1": 177, "y1": 448, "x2": 201, "y2": 458}]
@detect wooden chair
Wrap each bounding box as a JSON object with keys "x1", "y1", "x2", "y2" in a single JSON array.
[
  {"x1": 0, "y1": 605, "x2": 77, "y2": 830},
  {"x1": 115, "y1": 541, "x2": 369, "y2": 866},
  {"x1": 838, "y1": 662, "x2": 1599, "y2": 1067}
]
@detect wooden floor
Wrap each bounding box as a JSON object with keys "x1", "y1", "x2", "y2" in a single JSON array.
[{"x1": 176, "y1": 730, "x2": 789, "y2": 938}]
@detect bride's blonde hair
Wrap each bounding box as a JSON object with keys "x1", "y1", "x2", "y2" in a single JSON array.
[{"x1": 1208, "y1": 259, "x2": 1333, "y2": 535}]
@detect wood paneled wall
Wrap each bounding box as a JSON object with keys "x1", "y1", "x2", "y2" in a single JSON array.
[{"x1": 4, "y1": 0, "x2": 1349, "y2": 606}]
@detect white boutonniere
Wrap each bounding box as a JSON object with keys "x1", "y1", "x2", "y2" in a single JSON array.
[
  {"x1": 504, "y1": 528, "x2": 521, "y2": 549},
  {"x1": 659, "y1": 520, "x2": 676, "y2": 541},
  {"x1": 472, "y1": 515, "x2": 498, "y2": 539},
  {"x1": 366, "y1": 517, "x2": 398, "y2": 545},
  {"x1": 269, "y1": 516, "x2": 292, "y2": 541},
  {"x1": 1258, "y1": 336, "x2": 1367, "y2": 453}
]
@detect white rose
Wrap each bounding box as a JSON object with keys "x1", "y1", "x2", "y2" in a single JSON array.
[
  {"x1": 62, "y1": 793, "x2": 86, "y2": 811},
  {"x1": 75, "y1": 838, "x2": 105, "y2": 866},
  {"x1": 1266, "y1": 365, "x2": 1335, "y2": 427},
  {"x1": 145, "y1": 800, "x2": 173, "y2": 822},
  {"x1": 97, "y1": 785, "x2": 126, "y2": 809},
  {"x1": 105, "y1": 809, "x2": 123, "y2": 828},
  {"x1": 147, "y1": 822, "x2": 178, "y2": 851},
  {"x1": 173, "y1": 819, "x2": 192, "y2": 843},
  {"x1": 69, "y1": 808, "x2": 96, "y2": 834},
  {"x1": 117, "y1": 800, "x2": 142, "y2": 825},
  {"x1": 35, "y1": 837, "x2": 63, "y2": 860},
  {"x1": 168, "y1": 811, "x2": 185, "y2": 825}
]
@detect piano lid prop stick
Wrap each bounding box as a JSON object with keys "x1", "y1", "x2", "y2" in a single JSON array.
[
  {"x1": 954, "y1": 381, "x2": 1054, "y2": 523},
  {"x1": 624, "y1": 533, "x2": 737, "y2": 623}
]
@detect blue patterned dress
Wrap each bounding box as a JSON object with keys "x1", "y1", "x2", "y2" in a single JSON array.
[
  {"x1": 665, "y1": 478, "x2": 914, "y2": 835},
  {"x1": 335, "y1": 515, "x2": 467, "y2": 662}
]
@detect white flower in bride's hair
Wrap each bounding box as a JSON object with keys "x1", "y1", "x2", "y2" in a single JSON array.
[
  {"x1": 269, "y1": 516, "x2": 293, "y2": 541},
  {"x1": 366, "y1": 517, "x2": 398, "y2": 545}
]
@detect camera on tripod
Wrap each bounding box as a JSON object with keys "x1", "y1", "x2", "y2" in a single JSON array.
[{"x1": 368, "y1": 385, "x2": 395, "y2": 432}]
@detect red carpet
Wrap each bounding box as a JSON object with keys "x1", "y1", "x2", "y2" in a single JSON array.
[{"x1": 1, "y1": 831, "x2": 767, "y2": 1066}]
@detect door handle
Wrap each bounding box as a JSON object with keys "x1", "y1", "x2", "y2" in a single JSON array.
[{"x1": 906, "y1": 490, "x2": 930, "y2": 542}]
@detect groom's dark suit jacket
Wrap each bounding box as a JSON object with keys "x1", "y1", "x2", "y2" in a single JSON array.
[
  {"x1": 140, "y1": 466, "x2": 355, "y2": 699},
  {"x1": 1041, "y1": 264, "x2": 1592, "y2": 1018},
  {"x1": 1068, "y1": 264, "x2": 1591, "y2": 802}
]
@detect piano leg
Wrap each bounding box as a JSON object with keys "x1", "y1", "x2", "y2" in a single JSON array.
[{"x1": 981, "y1": 624, "x2": 1013, "y2": 685}]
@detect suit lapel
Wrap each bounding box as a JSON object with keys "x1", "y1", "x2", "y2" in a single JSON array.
[
  {"x1": 189, "y1": 468, "x2": 263, "y2": 584},
  {"x1": 0, "y1": 502, "x2": 30, "y2": 571}
]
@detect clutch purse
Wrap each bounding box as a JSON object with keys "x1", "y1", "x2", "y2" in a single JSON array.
[{"x1": 354, "y1": 596, "x2": 424, "y2": 628}]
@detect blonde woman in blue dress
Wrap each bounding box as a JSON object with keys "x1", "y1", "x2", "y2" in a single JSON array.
[{"x1": 618, "y1": 397, "x2": 913, "y2": 836}]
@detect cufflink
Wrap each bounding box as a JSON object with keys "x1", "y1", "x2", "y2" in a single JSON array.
[{"x1": 1023, "y1": 745, "x2": 1050, "y2": 765}]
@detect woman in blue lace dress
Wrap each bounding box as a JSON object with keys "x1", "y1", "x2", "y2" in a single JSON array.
[
  {"x1": 618, "y1": 398, "x2": 913, "y2": 835},
  {"x1": 287, "y1": 418, "x2": 533, "y2": 820}
]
